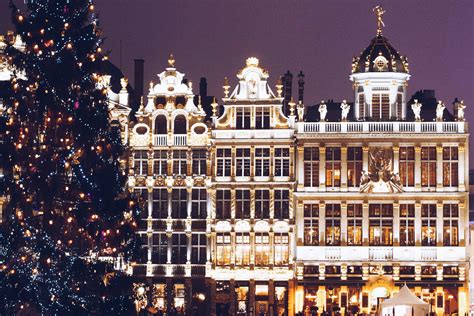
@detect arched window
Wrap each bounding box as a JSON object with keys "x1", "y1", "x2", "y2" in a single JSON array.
[
  {"x1": 154, "y1": 115, "x2": 167, "y2": 134},
  {"x1": 174, "y1": 115, "x2": 187, "y2": 134}
]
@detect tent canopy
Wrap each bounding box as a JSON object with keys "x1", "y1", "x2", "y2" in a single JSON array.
[{"x1": 380, "y1": 285, "x2": 429, "y2": 309}]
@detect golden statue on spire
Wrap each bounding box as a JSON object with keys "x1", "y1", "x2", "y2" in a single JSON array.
[
  {"x1": 168, "y1": 53, "x2": 175, "y2": 67},
  {"x1": 373, "y1": 5, "x2": 385, "y2": 34}
]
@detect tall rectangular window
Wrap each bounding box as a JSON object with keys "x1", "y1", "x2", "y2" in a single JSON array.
[
  {"x1": 304, "y1": 204, "x2": 319, "y2": 245},
  {"x1": 192, "y1": 149, "x2": 207, "y2": 176},
  {"x1": 421, "y1": 147, "x2": 437, "y2": 188},
  {"x1": 274, "y1": 148, "x2": 290, "y2": 177},
  {"x1": 134, "y1": 150, "x2": 148, "y2": 176},
  {"x1": 304, "y1": 147, "x2": 319, "y2": 187},
  {"x1": 171, "y1": 234, "x2": 187, "y2": 264},
  {"x1": 347, "y1": 147, "x2": 362, "y2": 187},
  {"x1": 255, "y1": 107, "x2": 270, "y2": 129},
  {"x1": 325, "y1": 204, "x2": 341, "y2": 246},
  {"x1": 369, "y1": 204, "x2": 393, "y2": 246},
  {"x1": 399, "y1": 147, "x2": 415, "y2": 186},
  {"x1": 255, "y1": 189, "x2": 270, "y2": 219},
  {"x1": 399, "y1": 204, "x2": 415, "y2": 246},
  {"x1": 191, "y1": 189, "x2": 207, "y2": 219},
  {"x1": 152, "y1": 233, "x2": 168, "y2": 264},
  {"x1": 325, "y1": 147, "x2": 341, "y2": 188},
  {"x1": 358, "y1": 94, "x2": 365, "y2": 118},
  {"x1": 372, "y1": 93, "x2": 390, "y2": 120},
  {"x1": 135, "y1": 188, "x2": 149, "y2": 219},
  {"x1": 236, "y1": 148, "x2": 251, "y2": 177},
  {"x1": 255, "y1": 233, "x2": 270, "y2": 266},
  {"x1": 235, "y1": 233, "x2": 250, "y2": 265},
  {"x1": 443, "y1": 147, "x2": 458, "y2": 187},
  {"x1": 152, "y1": 189, "x2": 168, "y2": 219},
  {"x1": 274, "y1": 189, "x2": 289, "y2": 220},
  {"x1": 274, "y1": 233, "x2": 289, "y2": 265},
  {"x1": 443, "y1": 204, "x2": 459, "y2": 246},
  {"x1": 172, "y1": 189, "x2": 187, "y2": 219},
  {"x1": 216, "y1": 189, "x2": 231, "y2": 219},
  {"x1": 396, "y1": 93, "x2": 403, "y2": 118},
  {"x1": 235, "y1": 189, "x2": 251, "y2": 219},
  {"x1": 421, "y1": 204, "x2": 437, "y2": 246},
  {"x1": 153, "y1": 150, "x2": 168, "y2": 176},
  {"x1": 236, "y1": 107, "x2": 251, "y2": 129},
  {"x1": 191, "y1": 234, "x2": 207, "y2": 264},
  {"x1": 216, "y1": 233, "x2": 231, "y2": 265},
  {"x1": 172, "y1": 150, "x2": 187, "y2": 176},
  {"x1": 255, "y1": 148, "x2": 270, "y2": 177},
  {"x1": 347, "y1": 204, "x2": 362, "y2": 246},
  {"x1": 216, "y1": 148, "x2": 232, "y2": 177}
]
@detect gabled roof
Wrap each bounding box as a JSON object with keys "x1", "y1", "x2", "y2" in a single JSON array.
[{"x1": 380, "y1": 285, "x2": 429, "y2": 308}]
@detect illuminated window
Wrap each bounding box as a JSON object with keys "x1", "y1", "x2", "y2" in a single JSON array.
[
  {"x1": 274, "y1": 233, "x2": 289, "y2": 265},
  {"x1": 369, "y1": 204, "x2": 393, "y2": 246},
  {"x1": 347, "y1": 204, "x2": 362, "y2": 246},
  {"x1": 216, "y1": 148, "x2": 232, "y2": 177},
  {"x1": 153, "y1": 150, "x2": 167, "y2": 176},
  {"x1": 274, "y1": 148, "x2": 290, "y2": 177},
  {"x1": 216, "y1": 233, "x2": 231, "y2": 265},
  {"x1": 304, "y1": 204, "x2": 319, "y2": 245},
  {"x1": 371, "y1": 93, "x2": 390, "y2": 120},
  {"x1": 325, "y1": 204, "x2": 341, "y2": 246},
  {"x1": 421, "y1": 147, "x2": 437, "y2": 188},
  {"x1": 134, "y1": 150, "x2": 148, "y2": 175},
  {"x1": 304, "y1": 147, "x2": 319, "y2": 187},
  {"x1": 399, "y1": 147, "x2": 415, "y2": 186},
  {"x1": 399, "y1": 204, "x2": 415, "y2": 246},
  {"x1": 152, "y1": 233, "x2": 168, "y2": 264},
  {"x1": 236, "y1": 148, "x2": 251, "y2": 177},
  {"x1": 421, "y1": 204, "x2": 437, "y2": 246},
  {"x1": 192, "y1": 149, "x2": 207, "y2": 176},
  {"x1": 358, "y1": 93, "x2": 365, "y2": 118},
  {"x1": 443, "y1": 204, "x2": 458, "y2": 246},
  {"x1": 235, "y1": 189, "x2": 251, "y2": 219},
  {"x1": 255, "y1": 189, "x2": 270, "y2": 219},
  {"x1": 191, "y1": 189, "x2": 207, "y2": 219},
  {"x1": 216, "y1": 189, "x2": 231, "y2": 219},
  {"x1": 255, "y1": 233, "x2": 270, "y2": 266},
  {"x1": 235, "y1": 233, "x2": 250, "y2": 265},
  {"x1": 152, "y1": 189, "x2": 168, "y2": 219},
  {"x1": 325, "y1": 147, "x2": 341, "y2": 188},
  {"x1": 236, "y1": 107, "x2": 251, "y2": 129},
  {"x1": 274, "y1": 189, "x2": 289, "y2": 220},
  {"x1": 396, "y1": 92, "x2": 403, "y2": 118},
  {"x1": 443, "y1": 147, "x2": 458, "y2": 187},
  {"x1": 255, "y1": 107, "x2": 270, "y2": 129},
  {"x1": 191, "y1": 234, "x2": 206, "y2": 264},
  {"x1": 172, "y1": 150, "x2": 187, "y2": 176},
  {"x1": 347, "y1": 147, "x2": 362, "y2": 187},
  {"x1": 255, "y1": 148, "x2": 270, "y2": 177}
]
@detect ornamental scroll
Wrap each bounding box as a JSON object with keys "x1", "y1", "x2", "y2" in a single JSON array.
[{"x1": 360, "y1": 147, "x2": 403, "y2": 193}]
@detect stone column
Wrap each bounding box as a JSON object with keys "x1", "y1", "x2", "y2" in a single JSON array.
[
  {"x1": 341, "y1": 202, "x2": 348, "y2": 246},
  {"x1": 362, "y1": 145, "x2": 369, "y2": 173},
  {"x1": 414, "y1": 201, "x2": 421, "y2": 246},
  {"x1": 414, "y1": 145, "x2": 421, "y2": 189},
  {"x1": 319, "y1": 202, "x2": 326, "y2": 246},
  {"x1": 231, "y1": 146, "x2": 236, "y2": 179},
  {"x1": 436, "y1": 145, "x2": 443, "y2": 191},
  {"x1": 249, "y1": 280, "x2": 255, "y2": 316},
  {"x1": 296, "y1": 200, "x2": 304, "y2": 245},
  {"x1": 289, "y1": 145, "x2": 295, "y2": 180},
  {"x1": 297, "y1": 144, "x2": 305, "y2": 189},
  {"x1": 436, "y1": 202, "x2": 443, "y2": 247},
  {"x1": 362, "y1": 202, "x2": 369, "y2": 246},
  {"x1": 459, "y1": 201, "x2": 466, "y2": 247},
  {"x1": 319, "y1": 146, "x2": 326, "y2": 191},
  {"x1": 268, "y1": 280, "x2": 275, "y2": 314},
  {"x1": 393, "y1": 202, "x2": 400, "y2": 246},
  {"x1": 229, "y1": 280, "x2": 236, "y2": 315},
  {"x1": 341, "y1": 145, "x2": 348, "y2": 191},
  {"x1": 393, "y1": 145, "x2": 400, "y2": 175},
  {"x1": 270, "y1": 145, "x2": 275, "y2": 179}
]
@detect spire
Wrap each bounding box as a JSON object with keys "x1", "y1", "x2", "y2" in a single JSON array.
[
  {"x1": 167, "y1": 53, "x2": 175, "y2": 68},
  {"x1": 373, "y1": 5, "x2": 386, "y2": 35}
]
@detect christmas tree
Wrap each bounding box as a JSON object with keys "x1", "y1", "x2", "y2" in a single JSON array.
[{"x1": 0, "y1": 0, "x2": 138, "y2": 314}]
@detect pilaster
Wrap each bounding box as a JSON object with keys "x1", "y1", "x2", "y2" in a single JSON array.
[
  {"x1": 393, "y1": 201, "x2": 400, "y2": 246},
  {"x1": 341, "y1": 202, "x2": 348, "y2": 246},
  {"x1": 414, "y1": 201, "x2": 421, "y2": 246},
  {"x1": 341, "y1": 145, "x2": 348, "y2": 191},
  {"x1": 414, "y1": 145, "x2": 421, "y2": 189},
  {"x1": 458, "y1": 143, "x2": 466, "y2": 191},
  {"x1": 436, "y1": 145, "x2": 443, "y2": 191},
  {"x1": 319, "y1": 146, "x2": 326, "y2": 191}
]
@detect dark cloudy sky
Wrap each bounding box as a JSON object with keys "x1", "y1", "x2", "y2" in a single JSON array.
[{"x1": 1, "y1": 0, "x2": 473, "y2": 158}]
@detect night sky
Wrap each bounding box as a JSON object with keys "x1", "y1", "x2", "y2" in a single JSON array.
[{"x1": 1, "y1": 0, "x2": 473, "y2": 159}]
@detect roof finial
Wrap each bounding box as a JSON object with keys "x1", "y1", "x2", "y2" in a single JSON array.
[
  {"x1": 373, "y1": 5, "x2": 385, "y2": 35},
  {"x1": 168, "y1": 53, "x2": 175, "y2": 67}
]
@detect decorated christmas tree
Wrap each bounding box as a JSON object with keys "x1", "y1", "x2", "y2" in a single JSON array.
[{"x1": 0, "y1": 0, "x2": 139, "y2": 314}]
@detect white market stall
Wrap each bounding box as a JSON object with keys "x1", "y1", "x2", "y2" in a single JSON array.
[{"x1": 380, "y1": 285, "x2": 430, "y2": 316}]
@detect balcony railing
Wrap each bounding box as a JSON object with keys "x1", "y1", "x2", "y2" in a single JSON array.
[
  {"x1": 151, "y1": 134, "x2": 188, "y2": 147},
  {"x1": 297, "y1": 121, "x2": 466, "y2": 134},
  {"x1": 153, "y1": 135, "x2": 167, "y2": 146},
  {"x1": 173, "y1": 135, "x2": 187, "y2": 146}
]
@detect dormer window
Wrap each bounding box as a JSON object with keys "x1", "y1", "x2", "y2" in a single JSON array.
[
  {"x1": 373, "y1": 55, "x2": 388, "y2": 72},
  {"x1": 255, "y1": 107, "x2": 270, "y2": 129},
  {"x1": 236, "y1": 107, "x2": 251, "y2": 129}
]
